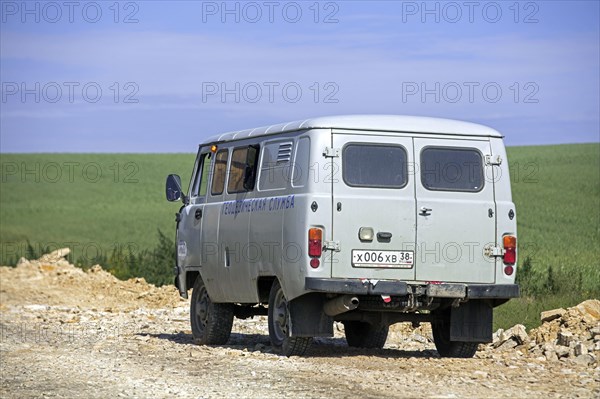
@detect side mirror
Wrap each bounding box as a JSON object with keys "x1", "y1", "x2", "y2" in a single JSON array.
[
  {"x1": 166, "y1": 174, "x2": 183, "y2": 202},
  {"x1": 243, "y1": 145, "x2": 259, "y2": 191}
]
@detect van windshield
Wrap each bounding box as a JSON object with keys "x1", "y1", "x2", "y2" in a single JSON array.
[{"x1": 342, "y1": 144, "x2": 407, "y2": 188}]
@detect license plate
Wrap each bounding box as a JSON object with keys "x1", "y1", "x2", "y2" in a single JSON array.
[{"x1": 352, "y1": 250, "x2": 414, "y2": 268}]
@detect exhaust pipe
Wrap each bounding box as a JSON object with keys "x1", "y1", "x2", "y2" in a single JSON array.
[{"x1": 323, "y1": 295, "x2": 359, "y2": 317}]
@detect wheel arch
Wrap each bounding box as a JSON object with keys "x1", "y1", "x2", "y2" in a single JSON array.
[
  {"x1": 185, "y1": 270, "x2": 200, "y2": 291},
  {"x1": 257, "y1": 276, "x2": 276, "y2": 303}
]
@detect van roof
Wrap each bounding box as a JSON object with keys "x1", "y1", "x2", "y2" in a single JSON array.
[{"x1": 204, "y1": 115, "x2": 502, "y2": 143}]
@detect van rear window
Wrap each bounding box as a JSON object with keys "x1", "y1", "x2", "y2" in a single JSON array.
[
  {"x1": 343, "y1": 144, "x2": 407, "y2": 188},
  {"x1": 420, "y1": 147, "x2": 484, "y2": 192}
]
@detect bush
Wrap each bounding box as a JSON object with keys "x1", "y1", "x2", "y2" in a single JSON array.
[
  {"x1": 74, "y1": 229, "x2": 175, "y2": 286},
  {"x1": 9, "y1": 230, "x2": 175, "y2": 286},
  {"x1": 515, "y1": 255, "x2": 597, "y2": 299}
]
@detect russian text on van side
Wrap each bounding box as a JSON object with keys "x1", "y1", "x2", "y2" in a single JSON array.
[{"x1": 222, "y1": 195, "x2": 295, "y2": 216}]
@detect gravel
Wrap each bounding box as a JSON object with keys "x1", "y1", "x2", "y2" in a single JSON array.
[{"x1": 1, "y1": 251, "x2": 598, "y2": 398}]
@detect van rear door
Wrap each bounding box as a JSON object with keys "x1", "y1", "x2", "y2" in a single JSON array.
[
  {"x1": 413, "y1": 138, "x2": 496, "y2": 284},
  {"x1": 330, "y1": 132, "x2": 416, "y2": 280}
]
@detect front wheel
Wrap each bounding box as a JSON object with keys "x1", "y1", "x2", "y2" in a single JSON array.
[
  {"x1": 268, "y1": 280, "x2": 312, "y2": 356},
  {"x1": 190, "y1": 276, "x2": 234, "y2": 345},
  {"x1": 432, "y1": 313, "x2": 478, "y2": 358}
]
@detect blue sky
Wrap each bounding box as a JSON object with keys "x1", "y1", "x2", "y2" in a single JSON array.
[{"x1": 1, "y1": 0, "x2": 599, "y2": 152}]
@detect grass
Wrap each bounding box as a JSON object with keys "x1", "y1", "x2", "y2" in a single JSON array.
[
  {"x1": 0, "y1": 153, "x2": 195, "y2": 265},
  {"x1": 493, "y1": 143, "x2": 600, "y2": 330},
  {"x1": 1, "y1": 143, "x2": 599, "y2": 330}
]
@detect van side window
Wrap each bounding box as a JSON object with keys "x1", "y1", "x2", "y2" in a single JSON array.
[
  {"x1": 259, "y1": 141, "x2": 293, "y2": 191},
  {"x1": 420, "y1": 147, "x2": 484, "y2": 192},
  {"x1": 211, "y1": 149, "x2": 228, "y2": 195},
  {"x1": 292, "y1": 137, "x2": 310, "y2": 188},
  {"x1": 198, "y1": 153, "x2": 213, "y2": 197},
  {"x1": 228, "y1": 145, "x2": 260, "y2": 193},
  {"x1": 190, "y1": 153, "x2": 207, "y2": 197},
  {"x1": 343, "y1": 144, "x2": 407, "y2": 188},
  {"x1": 190, "y1": 153, "x2": 213, "y2": 198}
]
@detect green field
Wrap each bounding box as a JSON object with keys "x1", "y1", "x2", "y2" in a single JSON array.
[
  {"x1": 1, "y1": 144, "x2": 599, "y2": 330},
  {"x1": 0, "y1": 153, "x2": 195, "y2": 265}
]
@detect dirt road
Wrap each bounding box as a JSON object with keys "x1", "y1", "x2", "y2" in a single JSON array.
[{"x1": 1, "y1": 252, "x2": 598, "y2": 398}]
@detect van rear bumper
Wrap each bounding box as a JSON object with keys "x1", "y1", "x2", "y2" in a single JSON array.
[{"x1": 305, "y1": 278, "x2": 519, "y2": 299}]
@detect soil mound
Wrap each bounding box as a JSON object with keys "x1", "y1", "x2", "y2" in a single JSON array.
[{"x1": 0, "y1": 248, "x2": 184, "y2": 310}]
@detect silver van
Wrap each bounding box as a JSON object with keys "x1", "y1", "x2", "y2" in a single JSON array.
[{"x1": 165, "y1": 115, "x2": 519, "y2": 357}]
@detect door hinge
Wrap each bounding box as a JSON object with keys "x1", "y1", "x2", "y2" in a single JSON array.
[
  {"x1": 484, "y1": 245, "x2": 505, "y2": 258},
  {"x1": 323, "y1": 147, "x2": 340, "y2": 158},
  {"x1": 485, "y1": 155, "x2": 502, "y2": 166},
  {"x1": 324, "y1": 241, "x2": 341, "y2": 252}
]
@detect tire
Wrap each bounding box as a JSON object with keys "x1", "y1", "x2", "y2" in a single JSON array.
[
  {"x1": 431, "y1": 314, "x2": 478, "y2": 358},
  {"x1": 268, "y1": 280, "x2": 312, "y2": 356},
  {"x1": 190, "y1": 276, "x2": 234, "y2": 345},
  {"x1": 343, "y1": 321, "x2": 389, "y2": 349}
]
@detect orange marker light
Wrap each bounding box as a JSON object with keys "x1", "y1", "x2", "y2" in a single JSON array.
[
  {"x1": 211, "y1": 145, "x2": 218, "y2": 153},
  {"x1": 503, "y1": 235, "x2": 516, "y2": 249},
  {"x1": 309, "y1": 228, "x2": 322, "y2": 241}
]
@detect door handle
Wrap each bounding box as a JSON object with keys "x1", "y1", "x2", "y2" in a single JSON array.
[
  {"x1": 195, "y1": 209, "x2": 203, "y2": 220},
  {"x1": 419, "y1": 207, "x2": 432, "y2": 216}
]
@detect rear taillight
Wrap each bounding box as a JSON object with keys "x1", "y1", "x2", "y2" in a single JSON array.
[
  {"x1": 308, "y1": 228, "x2": 323, "y2": 258},
  {"x1": 503, "y1": 235, "x2": 516, "y2": 265}
]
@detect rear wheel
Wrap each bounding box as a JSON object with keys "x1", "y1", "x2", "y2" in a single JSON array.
[
  {"x1": 432, "y1": 313, "x2": 478, "y2": 358},
  {"x1": 190, "y1": 276, "x2": 234, "y2": 345},
  {"x1": 268, "y1": 280, "x2": 312, "y2": 356},
  {"x1": 343, "y1": 321, "x2": 388, "y2": 349}
]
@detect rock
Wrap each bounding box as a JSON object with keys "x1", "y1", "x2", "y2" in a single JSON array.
[
  {"x1": 498, "y1": 339, "x2": 517, "y2": 351},
  {"x1": 411, "y1": 334, "x2": 428, "y2": 344},
  {"x1": 541, "y1": 308, "x2": 566, "y2": 323},
  {"x1": 90, "y1": 265, "x2": 103, "y2": 273},
  {"x1": 555, "y1": 345, "x2": 570, "y2": 358},
  {"x1": 558, "y1": 331, "x2": 574, "y2": 347},
  {"x1": 575, "y1": 300, "x2": 600, "y2": 321},
  {"x1": 492, "y1": 329, "x2": 504, "y2": 344},
  {"x1": 585, "y1": 341, "x2": 595, "y2": 352},
  {"x1": 16, "y1": 257, "x2": 30, "y2": 267},
  {"x1": 530, "y1": 347, "x2": 543, "y2": 356},
  {"x1": 473, "y1": 371, "x2": 488, "y2": 378},
  {"x1": 24, "y1": 304, "x2": 49, "y2": 311},
  {"x1": 571, "y1": 354, "x2": 594, "y2": 366},
  {"x1": 38, "y1": 248, "x2": 70, "y2": 263},
  {"x1": 573, "y1": 343, "x2": 588, "y2": 357},
  {"x1": 506, "y1": 324, "x2": 529, "y2": 345},
  {"x1": 542, "y1": 342, "x2": 556, "y2": 352},
  {"x1": 544, "y1": 350, "x2": 558, "y2": 362}
]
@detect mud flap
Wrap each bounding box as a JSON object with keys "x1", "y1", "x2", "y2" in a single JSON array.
[
  {"x1": 289, "y1": 293, "x2": 333, "y2": 337},
  {"x1": 450, "y1": 300, "x2": 493, "y2": 343},
  {"x1": 174, "y1": 267, "x2": 188, "y2": 299}
]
